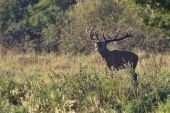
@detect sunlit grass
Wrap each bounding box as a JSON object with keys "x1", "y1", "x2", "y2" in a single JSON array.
[
  {"x1": 0, "y1": 51, "x2": 170, "y2": 112},
  {"x1": 0, "y1": 51, "x2": 169, "y2": 81}
]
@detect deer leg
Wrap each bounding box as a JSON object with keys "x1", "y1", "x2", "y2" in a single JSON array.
[
  {"x1": 105, "y1": 67, "x2": 113, "y2": 77},
  {"x1": 132, "y1": 72, "x2": 137, "y2": 83},
  {"x1": 130, "y1": 69, "x2": 138, "y2": 85}
]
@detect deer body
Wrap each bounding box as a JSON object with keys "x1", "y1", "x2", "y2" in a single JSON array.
[
  {"x1": 98, "y1": 49, "x2": 138, "y2": 70},
  {"x1": 87, "y1": 26, "x2": 139, "y2": 83}
]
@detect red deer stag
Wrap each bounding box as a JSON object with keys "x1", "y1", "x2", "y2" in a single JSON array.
[{"x1": 86, "y1": 26, "x2": 138, "y2": 83}]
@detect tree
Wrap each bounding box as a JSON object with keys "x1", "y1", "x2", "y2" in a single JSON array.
[
  {"x1": 134, "y1": 0, "x2": 170, "y2": 35},
  {"x1": 0, "y1": 0, "x2": 76, "y2": 52},
  {"x1": 133, "y1": 0, "x2": 170, "y2": 51},
  {"x1": 60, "y1": 0, "x2": 124, "y2": 53}
]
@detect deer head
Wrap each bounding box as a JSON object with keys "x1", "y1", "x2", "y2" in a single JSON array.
[{"x1": 86, "y1": 26, "x2": 134, "y2": 53}]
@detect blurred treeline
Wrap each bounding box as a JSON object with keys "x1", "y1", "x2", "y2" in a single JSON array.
[{"x1": 0, "y1": 0, "x2": 170, "y2": 54}]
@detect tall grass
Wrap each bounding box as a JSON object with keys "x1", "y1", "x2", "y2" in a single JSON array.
[{"x1": 0, "y1": 52, "x2": 170, "y2": 113}]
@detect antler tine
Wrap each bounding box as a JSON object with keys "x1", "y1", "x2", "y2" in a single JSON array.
[
  {"x1": 86, "y1": 26, "x2": 100, "y2": 41},
  {"x1": 123, "y1": 27, "x2": 134, "y2": 37},
  {"x1": 87, "y1": 26, "x2": 102, "y2": 42},
  {"x1": 114, "y1": 29, "x2": 120, "y2": 39},
  {"x1": 87, "y1": 26, "x2": 96, "y2": 41},
  {"x1": 94, "y1": 31, "x2": 100, "y2": 41},
  {"x1": 97, "y1": 28, "x2": 108, "y2": 42},
  {"x1": 106, "y1": 28, "x2": 133, "y2": 43},
  {"x1": 98, "y1": 29, "x2": 107, "y2": 41},
  {"x1": 102, "y1": 30, "x2": 107, "y2": 41},
  {"x1": 85, "y1": 27, "x2": 89, "y2": 34},
  {"x1": 106, "y1": 29, "x2": 120, "y2": 43}
]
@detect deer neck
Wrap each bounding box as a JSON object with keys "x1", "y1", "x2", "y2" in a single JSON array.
[{"x1": 98, "y1": 48, "x2": 110, "y2": 58}]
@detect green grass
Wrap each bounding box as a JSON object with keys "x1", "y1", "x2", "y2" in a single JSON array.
[{"x1": 0, "y1": 52, "x2": 170, "y2": 113}]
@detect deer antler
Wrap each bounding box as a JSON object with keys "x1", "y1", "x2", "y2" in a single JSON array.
[
  {"x1": 87, "y1": 26, "x2": 134, "y2": 43},
  {"x1": 101, "y1": 30, "x2": 107, "y2": 41},
  {"x1": 106, "y1": 28, "x2": 134, "y2": 43},
  {"x1": 86, "y1": 26, "x2": 101, "y2": 42}
]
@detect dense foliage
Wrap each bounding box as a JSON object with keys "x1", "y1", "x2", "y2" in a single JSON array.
[
  {"x1": 134, "y1": 0, "x2": 170, "y2": 36},
  {"x1": 0, "y1": 53, "x2": 170, "y2": 112},
  {"x1": 0, "y1": 0, "x2": 169, "y2": 53}
]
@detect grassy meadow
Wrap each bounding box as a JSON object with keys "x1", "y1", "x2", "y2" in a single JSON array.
[{"x1": 0, "y1": 51, "x2": 170, "y2": 113}]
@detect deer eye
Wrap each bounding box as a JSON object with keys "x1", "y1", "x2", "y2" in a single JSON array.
[{"x1": 97, "y1": 42, "x2": 102, "y2": 46}]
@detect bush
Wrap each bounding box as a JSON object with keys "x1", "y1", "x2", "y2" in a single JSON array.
[{"x1": 0, "y1": 54, "x2": 169, "y2": 112}]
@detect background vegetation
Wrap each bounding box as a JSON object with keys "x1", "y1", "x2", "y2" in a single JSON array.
[
  {"x1": 0, "y1": 52, "x2": 170, "y2": 113},
  {"x1": 0, "y1": 0, "x2": 170, "y2": 113},
  {"x1": 0, "y1": 0, "x2": 170, "y2": 53}
]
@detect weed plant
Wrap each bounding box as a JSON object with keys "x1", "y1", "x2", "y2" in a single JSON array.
[{"x1": 0, "y1": 53, "x2": 169, "y2": 113}]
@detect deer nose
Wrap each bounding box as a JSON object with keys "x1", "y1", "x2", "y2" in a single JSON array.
[{"x1": 95, "y1": 47, "x2": 98, "y2": 51}]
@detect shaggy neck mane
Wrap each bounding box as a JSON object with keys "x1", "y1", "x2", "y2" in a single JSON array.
[{"x1": 98, "y1": 48, "x2": 110, "y2": 58}]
